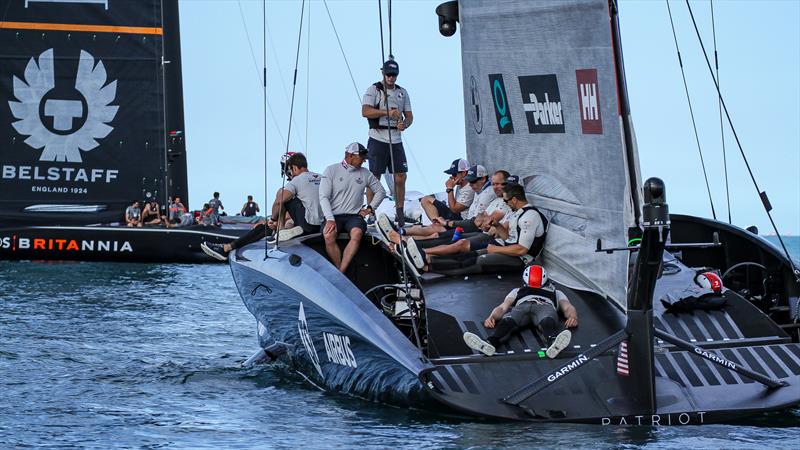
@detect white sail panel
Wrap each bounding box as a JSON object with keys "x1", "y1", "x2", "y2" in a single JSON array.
[{"x1": 458, "y1": 0, "x2": 637, "y2": 306}]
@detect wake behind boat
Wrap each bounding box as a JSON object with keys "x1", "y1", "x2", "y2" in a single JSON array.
[{"x1": 229, "y1": 0, "x2": 800, "y2": 424}]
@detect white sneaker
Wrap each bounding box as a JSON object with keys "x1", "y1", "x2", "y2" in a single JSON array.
[
  {"x1": 395, "y1": 242, "x2": 421, "y2": 278},
  {"x1": 376, "y1": 213, "x2": 394, "y2": 242},
  {"x1": 402, "y1": 239, "x2": 425, "y2": 270},
  {"x1": 201, "y1": 242, "x2": 228, "y2": 261},
  {"x1": 463, "y1": 331, "x2": 495, "y2": 356},
  {"x1": 546, "y1": 330, "x2": 572, "y2": 358},
  {"x1": 277, "y1": 226, "x2": 303, "y2": 242}
]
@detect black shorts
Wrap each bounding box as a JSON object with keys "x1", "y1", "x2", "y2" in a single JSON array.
[
  {"x1": 367, "y1": 138, "x2": 408, "y2": 176},
  {"x1": 322, "y1": 214, "x2": 367, "y2": 235},
  {"x1": 285, "y1": 198, "x2": 318, "y2": 235},
  {"x1": 448, "y1": 219, "x2": 480, "y2": 234},
  {"x1": 466, "y1": 233, "x2": 495, "y2": 251},
  {"x1": 431, "y1": 199, "x2": 463, "y2": 221}
]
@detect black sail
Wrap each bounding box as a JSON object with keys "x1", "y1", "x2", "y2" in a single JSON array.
[{"x1": 0, "y1": 0, "x2": 187, "y2": 225}]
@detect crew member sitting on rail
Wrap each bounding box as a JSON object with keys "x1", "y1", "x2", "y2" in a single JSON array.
[
  {"x1": 125, "y1": 200, "x2": 142, "y2": 227},
  {"x1": 168, "y1": 196, "x2": 188, "y2": 227},
  {"x1": 418, "y1": 158, "x2": 474, "y2": 223},
  {"x1": 320, "y1": 142, "x2": 386, "y2": 273},
  {"x1": 201, "y1": 152, "x2": 323, "y2": 262},
  {"x1": 463, "y1": 265, "x2": 577, "y2": 358},
  {"x1": 376, "y1": 165, "x2": 500, "y2": 245},
  {"x1": 401, "y1": 182, "x2": 547, "y2": 274},
  {"x1": 378, "y1": 170, "x2": 511, "y2": 250},
  {"x1": 141, "y1": 198, "x2": 163, "y2": 226}
]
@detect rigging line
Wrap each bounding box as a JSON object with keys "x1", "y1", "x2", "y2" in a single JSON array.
[
  {"x1": 321, "y1": 0, "x2": 361, "y2": 105},
  {"x1": 305, "y1": 1, "x2": 311, "y2": 158},
  {"x1": 377, "y1": 0, "x2": 397, "y2": 197},
  {"x1": 237, "y1": 0, "x2": 287, "y2": 149},
  {"x1": 684, "y1": 0, "x2": 800, "y2": 281},
  {"x1": 263, "y1": 0, "x2": 269, "y2": 257},
  {"x1": 276, "y1": 0, "x2": 306, "y2": 250},
  {"x1": 265, "y1": 12, "x2": 306, "y2": 151},
  {"x1": 711, "y1": 0, "x2": 731, "y2": 224},
  {"x1": 388, "y1": 0, "x2": 393, "y2": 58},
  {"x1": 665, "y1": 0, "x2": 717, "y2": 220}
]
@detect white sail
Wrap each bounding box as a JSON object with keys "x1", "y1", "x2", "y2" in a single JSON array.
[{"x1": 458, "y1": 0, "x2": 639, "y2": 306}]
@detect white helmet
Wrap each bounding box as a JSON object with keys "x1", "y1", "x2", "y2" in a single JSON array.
[{"x1": 522, "y1": 265, "x2": 548, "y2": 288}]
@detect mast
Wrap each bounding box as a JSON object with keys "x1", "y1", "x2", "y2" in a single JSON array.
[
  {"x1": 609, "y1": 0, "x2": 642, "y2": 229},
  {"x1": 162, "y1": 0, "x2": 188, "y2": 208}
]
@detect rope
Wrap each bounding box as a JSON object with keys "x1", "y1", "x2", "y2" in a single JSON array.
[
  {"x1": 711, "y1": 0, "x2": 731, "y2": 224},
  {"x1": 665, "y1": 0, "x2": 717, "y2": 220},
  {"x1": 684, "y1": 0, "x2": 800, "y2": 283},
  {"x1": 275, "y1": 0, "x2": 306, "y2": 250},
  {"x1": 237, "y1": 1, "x2": 287, "y2": 149},
  {"x1": 262, "y1": 0, "x2": 269, "y2": 257},
  {"x1": 305, "y1": 1, "x2": 311, "y2": 158},
  {"x1": 265, "y1": 14, "x2": 306, "y2": 151},
  {"x1": 321, "y1": 0, "x2": 361, "y2": 105}
]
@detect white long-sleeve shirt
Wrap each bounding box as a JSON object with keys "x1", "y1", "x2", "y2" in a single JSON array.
[{"x1": 319, "y1": 160, "x2": 386, "y2": 221}]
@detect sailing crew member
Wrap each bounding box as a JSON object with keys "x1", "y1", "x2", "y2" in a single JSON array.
[
  {"x1": 141, "y1": 198, "x2": 163, "y2": 226},
  {"x1": 401, "y1": 182, "x2": 548, "y2": 274},
  {"x1": 362, "y1": 59, "x2": 413, "y2": 227},
  {"x1": 207, "y1": 192, "x2": 224, "y2": 225},
  {"x1": 201, "y1": 152, "x2": 323, "y2": 261},
  {"x1": 377, "y1": 167, "x2": 505, "y2": 246},
  {"x1": 463, "y1": 265, "x2": 577, "y2": 358},
  {"x1": 240, "y1": 195, "x2": 260, "y2": 217},
  {"x1": 168, "y1": 196, "x2": 187, "y2": 227},
  {"x1": 125, "y1": 200, "x2": 142, "y2": 227},
  {"x1": 320, "y1": 142, "x2": 386, "y2": 273},
  {"x1": 419, "y1": 158, "x2": 474, "y2": 223}
]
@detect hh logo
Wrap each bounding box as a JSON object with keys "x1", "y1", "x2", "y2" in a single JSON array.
[
  {"x1": 8, "y1": 48, "x2": 119, "y2": 163},
  {"x1": 518, "y1": 74, "x2": 564, "y2": 134},
  {"x1": 576, "y1": 69, "x2": 602, "y2": 134},
  {"x1": 488, "y1": 74, "x2": 514, "y2": 134}
]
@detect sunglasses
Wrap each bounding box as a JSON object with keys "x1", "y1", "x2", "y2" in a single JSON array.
[
  {"x1": 492, "y1": 182, "x2": 508, "y2": 186},
  {"x1": 385, "y1": 73, "x2": 398, "y2": 78},
  {"x1": 503, "y1": 197, "x2": 513, "y2": 204}
]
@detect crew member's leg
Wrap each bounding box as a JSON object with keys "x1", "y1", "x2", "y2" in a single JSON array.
[
  {"x1": 229, "y1": 223, "x2": 272, "y2": 251},
  {"x1": 284, "y1": 197, "x2": 315, "y2": 235},
  {"x1": 323, "y1": 217, "x2": 342, "y2": 269},
  {"x1": 488, "y1": 304, "x2": 534, "y2": 347},
  {"x1": 366, "y1": 138, "x2": 389, "y2": 206},
  {"x1": 339, "y1": 215, "x2": 366, "y2": 273},
  {"x1": 389, "y1": 142, "x2": 408, "y2": 226},
  {"x1": 419, "y1": 195, "x2": 439, "y2": 222}
]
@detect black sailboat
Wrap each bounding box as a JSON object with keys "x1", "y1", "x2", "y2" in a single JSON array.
[
  {"x1": 229, "y1": 0, "x2": 800, "y2": 423},
  {"x1": 0, "y1": 0, "x2": 244, "y2": 263}
]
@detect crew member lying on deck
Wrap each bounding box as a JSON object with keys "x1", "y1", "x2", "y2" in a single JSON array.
[
  {"x1": 401, "y1": 183, "x2": 548, "y2": 275},
  {"x1": 463, "y1": 265, "x2": 577, "y2": 358}
]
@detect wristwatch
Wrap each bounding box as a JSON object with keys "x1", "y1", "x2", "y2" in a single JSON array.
[{"x1": 446, "y1": 188, "x2": 454, "y2": 193}]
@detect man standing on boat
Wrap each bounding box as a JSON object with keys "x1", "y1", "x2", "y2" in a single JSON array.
[
  {"x1": 319, "y1": 142, "x2": 386, "y2": 273},
  {"x1": 240, "y1": 195, "x2": 260, "y2": 217},
  {"x1": 463, "y1": 265, "x2": 577, "y2": 358},
  {"x1": 207, "y1": 192, "x2": 224, "y2": 225},
  {"x1": 362, "y1": 59, "x2": 413, "y2": 227}
]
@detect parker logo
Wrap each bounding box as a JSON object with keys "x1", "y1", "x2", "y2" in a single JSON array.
[
  {"x1": 488, "y1": 74, "x2": 514, "y2": 134},
  {"x1": 469, "y1": 75, "x2": 483, "y2": 134},
  {"x1": 518, "y1": 74, "x2": 564, "y2": 134},
  {"x1": 576, "y1": 69, "x2": 602, "y2": 134},
  {"x1": 8, "y1": 48, "x2": 119, "y2": 163}
]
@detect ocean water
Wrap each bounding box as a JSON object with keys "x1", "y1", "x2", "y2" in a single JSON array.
[{"x1": 1, "y1": 238, "x2": 798, "y2": 449}]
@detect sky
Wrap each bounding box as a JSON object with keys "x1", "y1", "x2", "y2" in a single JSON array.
[{"x1": 178, "y1": 0, "x2": 799, "y2": 235}]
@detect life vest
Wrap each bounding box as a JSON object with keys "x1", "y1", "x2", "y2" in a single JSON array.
[
  {"x1": 512, "y1": 284, "x2": 558, "y2": 309},
  {"x1": 516, "y1": 205, "x2": 549, "y2": 258},
  {"x1": 367, "y1": 81, "x2": 404, "y2": 130}
]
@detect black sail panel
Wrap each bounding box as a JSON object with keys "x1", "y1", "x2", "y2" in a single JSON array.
[{"x1": 0, "y1": 0, "x2": 180, "y2": 225}]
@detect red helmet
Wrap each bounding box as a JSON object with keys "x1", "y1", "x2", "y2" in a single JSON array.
[
  {"x1": 696, "y1": 272, "x2": 723, "y2": 293},
  {"x1": 280, "y1": 152, "x2": 298, "y2": 180},
  {"x1": 523, "y1": 265, "x2": 548, "y2": 288}
]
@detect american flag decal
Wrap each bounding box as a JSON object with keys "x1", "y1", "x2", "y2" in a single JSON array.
[{"x1": 617, "y1": 340, "x2": 629, "y2": 376}]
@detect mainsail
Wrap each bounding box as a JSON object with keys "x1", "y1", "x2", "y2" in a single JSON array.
[
  {"x1": 0, "y1": 0, "x2": 187, "y2": 225},
  {"x1": 458, "y1": 0, "x2": 640, "y2": 306}
]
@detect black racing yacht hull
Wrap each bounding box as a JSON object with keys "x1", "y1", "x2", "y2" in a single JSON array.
[
  {"x1": 0, "y1": 224, "x2": 249, "y2": 263},
  {"x1": 230, "y1": 228, "x2": 800, "y2": 424}
]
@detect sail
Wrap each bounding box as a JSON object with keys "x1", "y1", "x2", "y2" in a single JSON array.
[
  {"x1": 458, "y1": 0, "x2": 639, "y2": 306},
  {"x1": 0, "y1": 0, "x2": 187, "y2": 225}
]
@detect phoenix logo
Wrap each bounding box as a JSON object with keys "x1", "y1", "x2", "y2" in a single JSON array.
[{"x1": 8, "y1": 48, "x2": 119, "y2": 163}]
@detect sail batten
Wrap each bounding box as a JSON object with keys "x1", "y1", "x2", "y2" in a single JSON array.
[{"x1": 458, "y1": 0, "x2": 637, "y2": 307}]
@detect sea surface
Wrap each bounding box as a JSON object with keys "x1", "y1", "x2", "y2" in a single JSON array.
[{"x1": 1, "y1": 237, "x2": 799, "y2": 449}]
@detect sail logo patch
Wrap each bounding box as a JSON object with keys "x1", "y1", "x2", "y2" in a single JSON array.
[
  {"x1": 322, "y1": 332, "x2": 358, "y2": 368},
  {"x1": 468, "y1": 75, "x2": 483, "y2": 134},
  {"x1": 518, "y1": 74, "x2": 564, "y2": 133},
  {"x1": 488, "y1": 74, "x2": 514, "y2": 134},
  {"x1": 576, "y1": 69, "x2": 602, "y2": 134},
  {"x1": 8, "y1": 48, "x2": 119, "y2": 163},
  {"x1": 297, "y1": 302, "x2": 324, "y2": 378}
]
